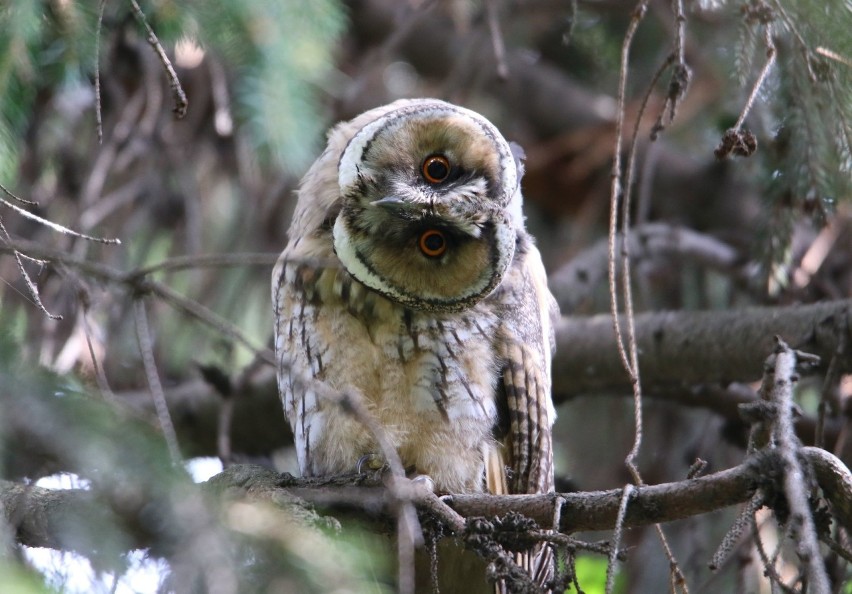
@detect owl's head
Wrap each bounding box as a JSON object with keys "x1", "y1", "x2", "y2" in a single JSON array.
[{"x1": 332, "y1": 99, "x2": 523, "y2": 313}]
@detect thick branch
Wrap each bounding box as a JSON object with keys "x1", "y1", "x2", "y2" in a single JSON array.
[
  {"x1": 554, "y1": 299, "x2": 852, "y2": 399},
  {"x1": 451, "y1": 453, "x2": 768, "y2": 533},
  {"x1": 0, "y1": 480, "x2": 156, "y2": 556},
  {"x1": 9, "y1": 448, "x2": 851, "y2": 557}
]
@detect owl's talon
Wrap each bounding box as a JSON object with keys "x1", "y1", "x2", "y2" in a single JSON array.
[
  {"x1": 411, "y1": 474, "x2": 436, "y2": 493},
  {"x1": 356, "y1": 453, "x2": 384, "y2": 474}
]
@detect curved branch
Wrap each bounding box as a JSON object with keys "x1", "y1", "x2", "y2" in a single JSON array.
[{"x1": 805, "y1": 446, "x2": 852, "y2": 532}]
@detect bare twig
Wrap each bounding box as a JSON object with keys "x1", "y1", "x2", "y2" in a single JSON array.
[
  {"x1": 608, "y1": 0, "x2": 648, "y2": 402},
  {"x1": 128, "y1": 0, "x2": 188, "y2": 118},
  {"x1": 484, "y1": 0, "x2": 509, "y2": 80},
  {"x1": 651, "y1": 0, "x2": 691, "y2": 138},
  {"x1": 656, "y1": 521, "x2": 689, "y2": 593},
  {"x1": 140, "y1": 278, "x2": 275, "y2": 366},
  {"x1": 734, "y1": 25, "x2": 776, "y2": 132},
  {"x1": 0, "y1": 186, "x2": 120, "y2": 245},
  {"x1": 95, "y1": 0, "x2": 108, "y2": 144},
  {"x1": 606, "y1": 484, "x2": 634, "y2": 594},
  {"x1": 752, "y1": 512, "x2": 799, "y2": 594},
  {"x1": 0, "y1": 192, "x2": 120, "y2": 318},
  {"x1": 0, "y1": 182, "x2": 38, "y2": 206},
  {"x1": 81, "y1": 306, "x2": 116, "y2": 404},
  {"x1": 134, "y1": 298, "x2": 182, "y2": 463},
  {"x1": 709, "y1": 490, "x2": 765, "y2": 570},
  {"x1": 605, "y1": 2, "x2": 693, "y2": 589},
  {"x1": 0, "y1": 217, "x2": 60, "y2": 319},
  {"x1": 769, "y1": 338, "x2": 831, "y2": 593},
  {"x1": 715, "y1": 23, "x2": 775, "y2": 159},
  {"x1": 132, "y1": 252, "x2": 280, "y2": 277}
]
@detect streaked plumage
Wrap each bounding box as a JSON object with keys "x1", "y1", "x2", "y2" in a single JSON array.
[{"x1": 272, "y1": 98, "x2": 558, "y2": 589}]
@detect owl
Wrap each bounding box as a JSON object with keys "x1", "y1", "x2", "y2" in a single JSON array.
[{"x1": 272, "y1": 98, "x2": 558, "y2": 588}]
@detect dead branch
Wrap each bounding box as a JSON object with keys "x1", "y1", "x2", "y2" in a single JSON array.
[
  {"x1": 6, "y1": 447, "x2": 850, "y2": 559},
  {"x1": 765, "y1": 339, "x2": 830, "y2": 591},
  {"x1": 128, "y1": 0, "x2": 188, "y2": 118}
]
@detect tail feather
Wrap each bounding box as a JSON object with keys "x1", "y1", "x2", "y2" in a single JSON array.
[{"x1": 484, "y1": 445, "x2": 554, "y2": 593}]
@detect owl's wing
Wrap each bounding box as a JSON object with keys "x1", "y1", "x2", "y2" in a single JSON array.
[
  {"x1": 493, "y1": 236, "x2": 558, "y2": 495},
  {"x1": 272, "y1": 253, "x2": 334, "y2": 477},
  {"x1": 489, "y1": 235, "x2": 558, "y2": 588}
]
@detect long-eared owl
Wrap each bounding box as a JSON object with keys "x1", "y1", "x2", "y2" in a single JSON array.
[{"x1": 272, "y1": 98, "x2": 558, "y2": 586}]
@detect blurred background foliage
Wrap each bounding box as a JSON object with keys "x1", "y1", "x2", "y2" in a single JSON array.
[{"x1": 0, "y1": 0, "x2": 850, "y2": 592}]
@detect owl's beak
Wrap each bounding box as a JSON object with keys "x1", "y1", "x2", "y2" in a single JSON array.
[
  {"x1": 370, "y1": 196, "x2": 405, "y2": 209},
  {"x1": 369, "y1": 195, "x2": 414, "y2": 220}
]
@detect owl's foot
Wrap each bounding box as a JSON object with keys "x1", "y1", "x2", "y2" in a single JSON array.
[
  {"x1": 410, "y1": 474, "x2": 436, "y2": 493},
  {"x1": 356, "y1": 453, "x2": 385, "y2": 474}
]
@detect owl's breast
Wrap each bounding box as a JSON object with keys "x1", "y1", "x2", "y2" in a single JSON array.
[{"x1": 275, "y1": 260, "x2": 502, "y2": 491}]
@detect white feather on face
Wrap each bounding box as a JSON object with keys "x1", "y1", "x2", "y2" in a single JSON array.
[{"x1": 332, "y1": 99, "x2": 522, "y2": 312}]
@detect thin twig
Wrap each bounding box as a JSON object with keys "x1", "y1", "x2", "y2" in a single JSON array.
[
  {"x1": 484, "y1": 0, "x2": 509, "y2": 80},
  {"x1": 0, "y1": 240, "x2": 288, "y2": 365},
  {"x1": 716, "y1": 23, "x2": 775, "y2": 160},
  {"x1": 0, "y1": 218, "x2": 60, "y2": 319},
  {"x1": 770, "y1": 338, "x2": 831, "y2": 593},
  {"x1": 709, "y1": 490, "x2": 764, "y2": 570},
  {"x1": 81, "y1": 306, "x2": 116, "y2": 404},
  {"x1": 651, "y1": 0, "x2": 691, "y2": 138},
  {"x1": 608, "y1": 0, "x2": 647, "y2": 382},
  {"x1": 820, "y1": 532, "x2": 852, "y2": 565},
  {"x1": 608, "y1": 0, "x2": 650, "y2": 486},
  {"x1": 303, "y1": 379, "x2": 423, "y2": 594},
  {"x1": 134, "y1": 298, "x2": 182, "y2": 463},
  {"x1": 95, "y1": 0, "x2": 108, "y2": 144},
  {"x1": 751, "y1": 512, "x2": 799, "y2": 594},
  {"x1": 0, "y1": 182, "x2": 38, "y2": 206},
  {"x1": 141, "y1": 278, "x2": 274, "y2": 366},
  {"x1": 655, "y1": 522, "x2": 689, "y2": 593},
  {"x1": 606, "y1": 4, "x2": 695, "y2": 590},
  {"x1": 606, "y1": 483, "x2": 635, "y2": 594},
  {"x1": 128, "y1": 0, "x2": 188, "y2": 118},
  {"x1": 734, "y1": 25, "x2": 776, "y2": 132},
  {"x1": 132, "y1": 252, "x2": 280, "y2": 277},
  {"x1": 0, "y1": 186, "x2": 121, "y2": 244}
]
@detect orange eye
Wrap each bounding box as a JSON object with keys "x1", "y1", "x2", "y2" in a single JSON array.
[
  {"x1": 419, "y1": 229, "x2": 447, "y2": 257},
  {"x1": 421, "y1": 155, "x2": 450, "y2": 184}
]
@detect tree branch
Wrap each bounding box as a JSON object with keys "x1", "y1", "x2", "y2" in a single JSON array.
[
  {"x1": 554, "y1": 299, "x2": 852, "y2": 398},
  {"x1": 6, "y1": 447, "x2": 851, "y2": 557}
]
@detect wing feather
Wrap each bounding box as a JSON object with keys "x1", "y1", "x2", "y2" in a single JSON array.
[{"x1": 490, "y1": 236, "x2": 558, "y2": 590}]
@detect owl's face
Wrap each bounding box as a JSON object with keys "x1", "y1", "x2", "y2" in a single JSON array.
[{"x1": 332, "y1": 100, "x2": 523, "y2": 313}]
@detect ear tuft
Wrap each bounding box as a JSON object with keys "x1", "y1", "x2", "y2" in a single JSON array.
[{"x1": 509, "y1": 141, "x2": 526, "y2": 186}]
